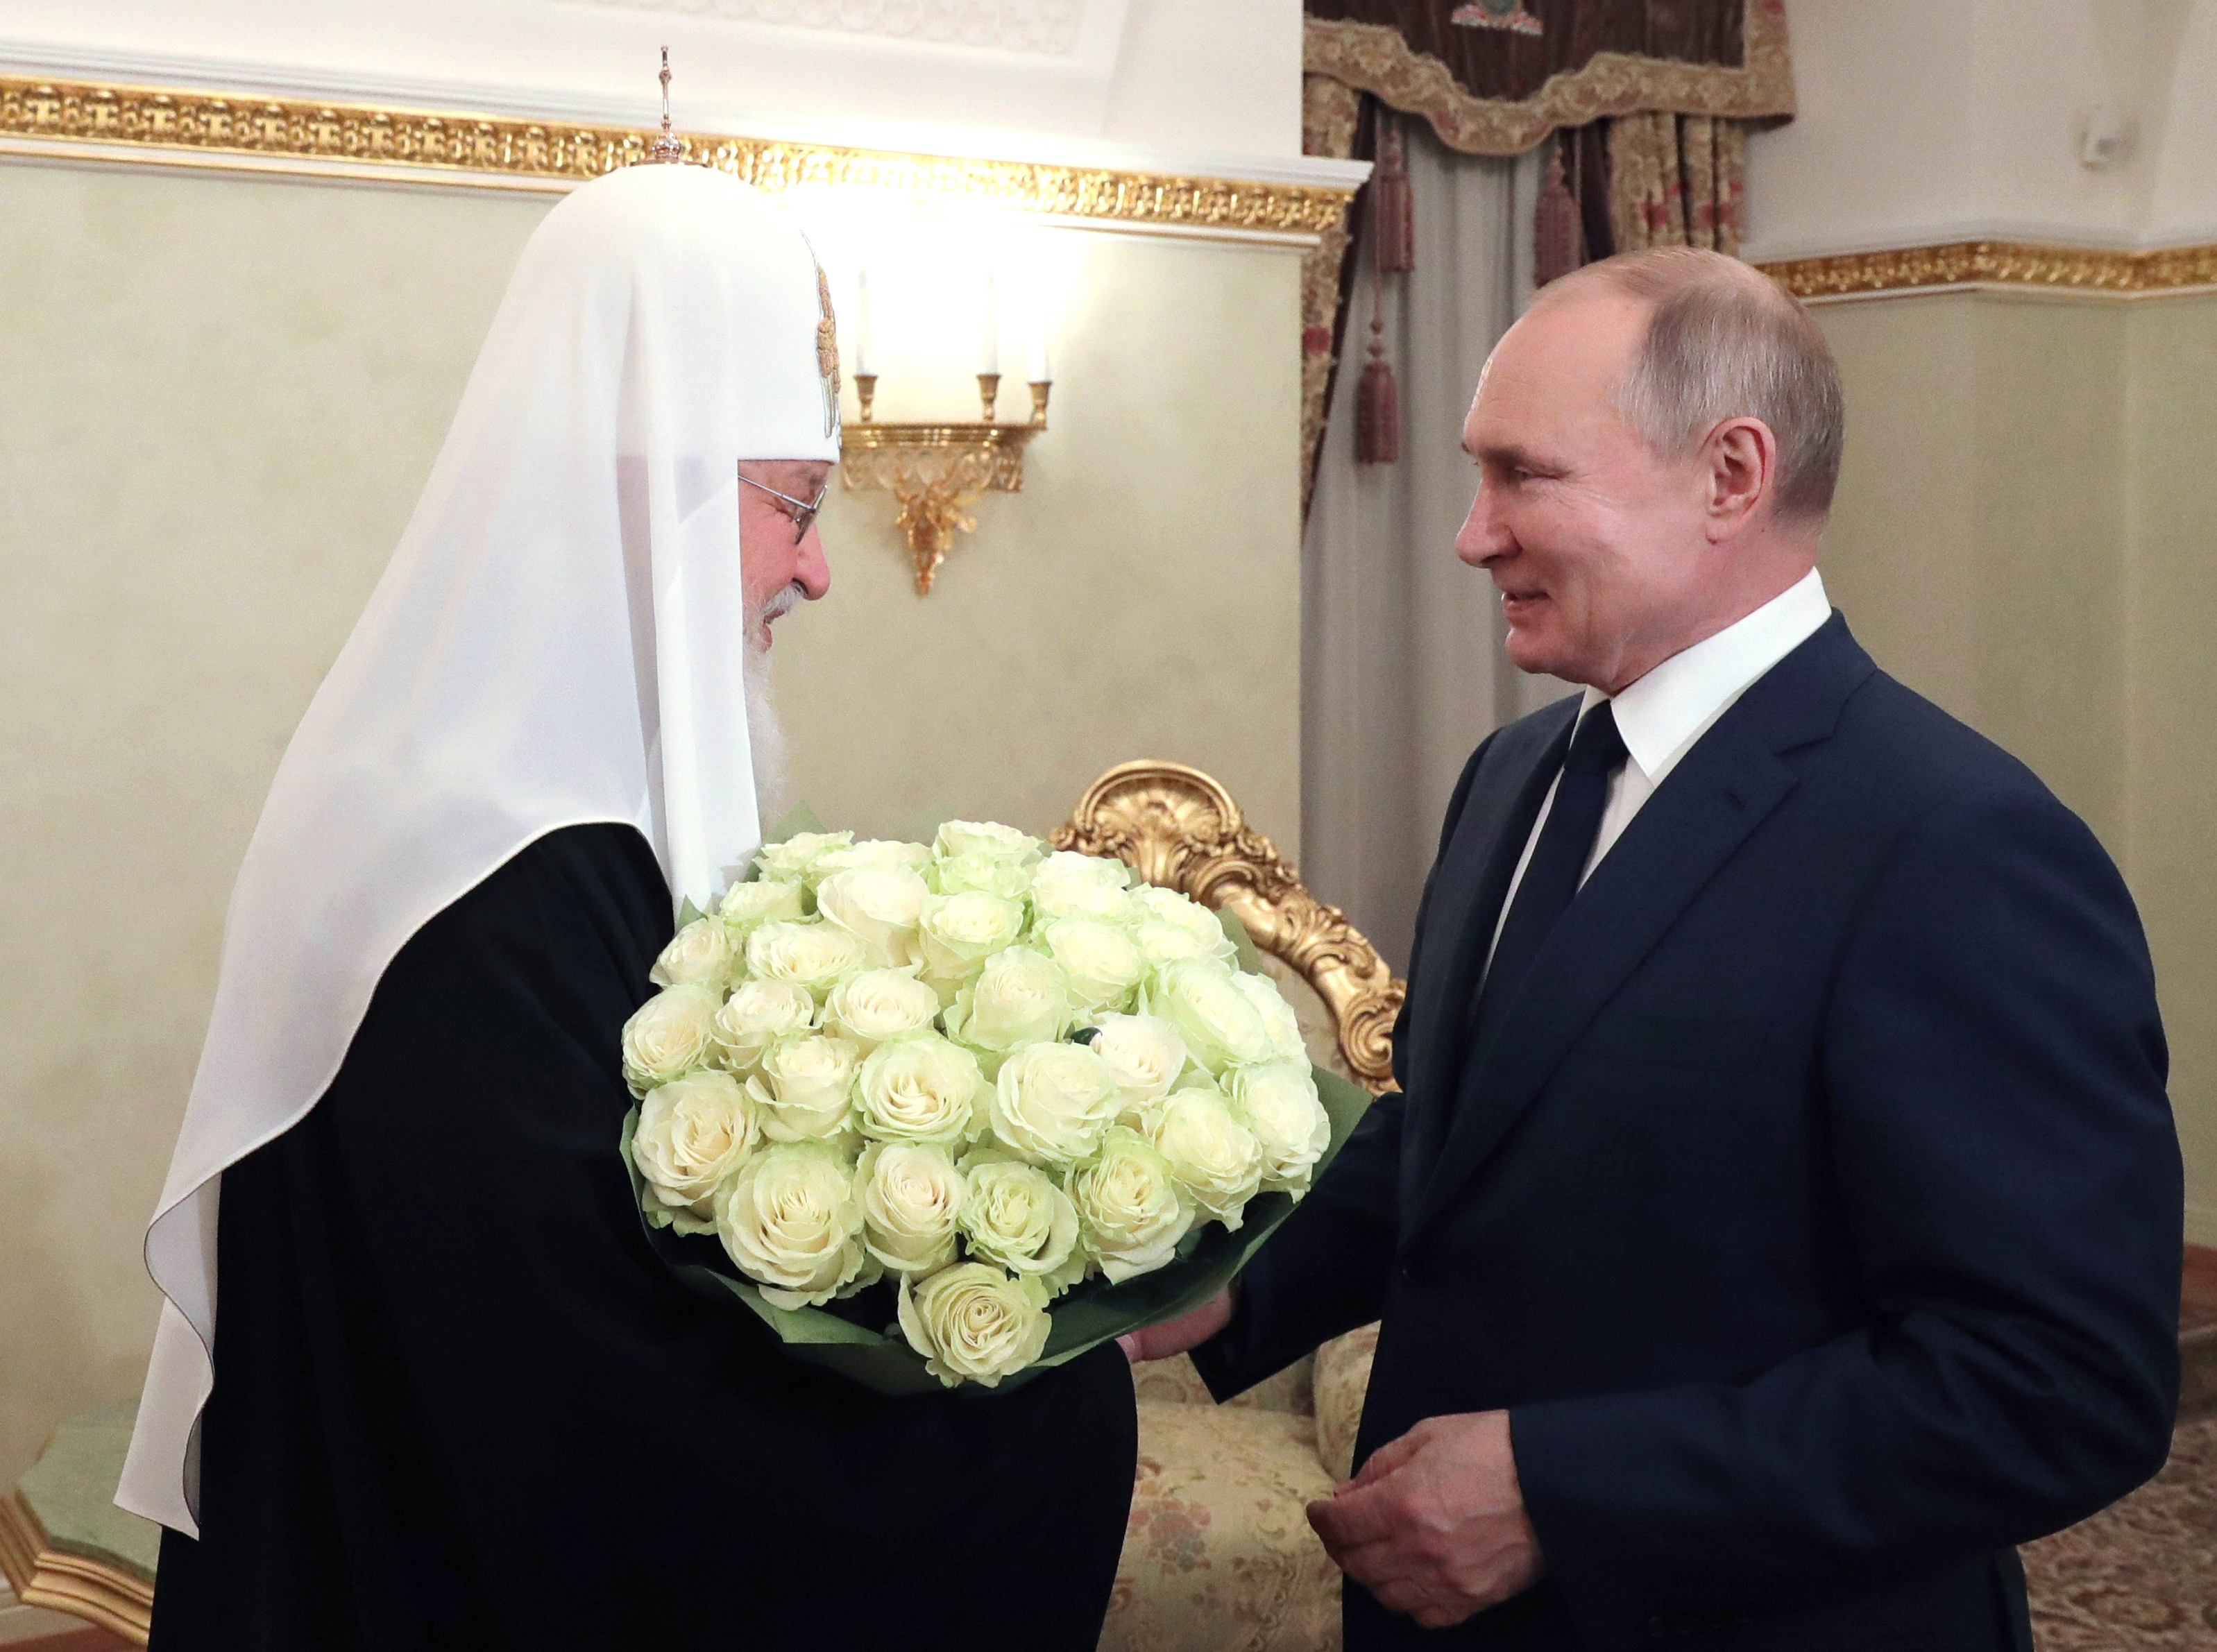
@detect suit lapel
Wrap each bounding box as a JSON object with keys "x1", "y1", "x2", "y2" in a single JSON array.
[
  {"x1": 1398, "y1": 702, "x2": 1576, "y2": 1217},
  {"x1": 1405, "y1": 615, "x2": 1876, "y2": 1247}
]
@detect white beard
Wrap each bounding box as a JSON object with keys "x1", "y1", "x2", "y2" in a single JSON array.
[{"x1": 744, "y1": 620, "x2": 793, "y2": 831}]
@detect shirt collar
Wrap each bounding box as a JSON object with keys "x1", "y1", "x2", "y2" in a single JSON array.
[{"x1": 1581, "y1": 568, "x2": 1832, "y2": 784}]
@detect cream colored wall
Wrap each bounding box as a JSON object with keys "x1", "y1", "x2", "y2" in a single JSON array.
[
  {"x1": 1814, "y1": 289, "x2": 2216, "y2": 1244},
  {"x1": 2124, "y1": 296, "x2": 2217, "y2": 1245},
  {"x1": 0, "y1": 158, "x2": 1302, "y2": 1483}
]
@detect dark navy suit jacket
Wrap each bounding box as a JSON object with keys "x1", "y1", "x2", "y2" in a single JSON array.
[{"x1": 1194, "y1": 615, "x2": 2182, "y2": 1651}]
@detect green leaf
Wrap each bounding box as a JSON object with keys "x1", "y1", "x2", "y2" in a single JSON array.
[
  {"x1": 765, "y1": 801, "x2": 830, "y2": 842},
  {"x1": 1216, "y1": 905, "x2": 1271, "y2": 976},
  {"x1": 894, "y1": 806, "x2": 958, "y2": 849},
  {"x1": 676, "y1": 896, "x2": 706, "y2": 928}
]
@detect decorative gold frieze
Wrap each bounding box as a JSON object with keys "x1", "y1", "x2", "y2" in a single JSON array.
[
  {"x1": 0, "y1": 72, "x2": 1356, "y2": 241},
  {"x1": 1055, "y1": 761, "x2": 1405, "y2": 1093},
  {"x1": 1760, "y1": 240, "x2": 2217, "y2": 301}
]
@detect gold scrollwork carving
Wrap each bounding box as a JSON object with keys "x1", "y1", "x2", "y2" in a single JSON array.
[
  {"x1": 838, "y1": 421, "x2": 1041, "y2": 594},
  {"x1": 1055, "y1": 761, "x2": 1404, "y2": 1093},
  {"x1": 1759, "y1": 240, "x2": 2217, "y2": 300},
  {"x1": 0, "y1": 1487, "x2": 153, "y2": 1647},
  {"x1": 0, "y1": 73, "x2": 1356, "y2": 241}
]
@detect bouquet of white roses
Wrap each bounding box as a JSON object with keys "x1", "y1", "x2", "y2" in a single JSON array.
[{"x1": 618, "y1": 814, "x2": 1369, "y2": 1392}]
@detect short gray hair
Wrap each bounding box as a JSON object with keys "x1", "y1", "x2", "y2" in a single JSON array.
[{"x1": 1538, "y1": 247, "x2": 1845, "y2": 522}]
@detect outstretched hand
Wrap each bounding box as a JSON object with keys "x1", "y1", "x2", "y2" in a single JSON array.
[
  {"x1": 1306, "y1": 1410, "x2": 1544, "y2": 1630},
  {"x1": 1119, "y1": 1288, "x2": 1234, "y2": 1363}
]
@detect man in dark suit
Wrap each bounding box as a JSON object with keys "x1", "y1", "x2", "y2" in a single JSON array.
[{"x1": 1127, "y1": 248, "x2": 2182, "y2": 1649}]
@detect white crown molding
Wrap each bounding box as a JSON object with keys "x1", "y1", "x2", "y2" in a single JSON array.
[{"x1": 1745, "y1": 218, "x2": 2217, "y2": 266}]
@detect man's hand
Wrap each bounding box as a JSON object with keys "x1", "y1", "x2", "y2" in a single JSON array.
[
  {"x1": 1119, "y1": 1288, "x2": 1233, "y2": 1363},
  {"x1": 1306, "y1": 1410, "x2": 1545, "y2": 1630}
]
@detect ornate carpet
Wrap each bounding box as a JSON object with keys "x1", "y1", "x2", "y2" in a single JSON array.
[{"x1": 2024, "y1": 1414, "x2": 2217, "y2": 1649}]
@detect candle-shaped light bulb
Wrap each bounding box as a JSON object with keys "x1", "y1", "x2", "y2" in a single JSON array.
[
  {"x1": 1028, "y1": 300, "x2": 1052, "y2": 385},
  {"x1": 979, "y1": 269, "x2": 999, "y2": 375},
  {"x1": 853, "y1": 266, "x2": 874, "y2": 377}
]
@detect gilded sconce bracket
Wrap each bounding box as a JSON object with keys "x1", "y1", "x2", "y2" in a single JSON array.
[{"x1": 840, "y1": 376, "x2": 1049, "y2": 595}]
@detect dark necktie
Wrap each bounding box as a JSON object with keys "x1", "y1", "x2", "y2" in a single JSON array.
[{"x1": 1467, "y1": 699, "x2": 1629, "y2": 1048}]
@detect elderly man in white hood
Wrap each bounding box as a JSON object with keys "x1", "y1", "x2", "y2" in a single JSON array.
[{"x1": 120, "y1": 159, "x2": 1138, "y2": 1651}]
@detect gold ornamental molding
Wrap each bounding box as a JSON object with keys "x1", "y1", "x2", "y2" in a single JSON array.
[
  {"x1": 1759, "y1": 241, "x2": 2217, "y2": 303},
  {"x1": 1303, "y1": 0, "x2": 1794, "y2": 159},
  {"x1": 0, "y1": 72, "x2": 1356, "y2": 244},
  {"x1": 1055, "y1": 761, "x2": 1405, "y2": 1093},
  {"x1": 0, "y1": 1488, "x2": 153, "y2": 1647}
]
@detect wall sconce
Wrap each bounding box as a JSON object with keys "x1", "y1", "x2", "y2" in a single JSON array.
[{"x1": 837, "y1": 266, "x2": 1053, "y2": 595}]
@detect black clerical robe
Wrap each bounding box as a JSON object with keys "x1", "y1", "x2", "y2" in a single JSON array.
[{"x1": 148, "y1": 824, "x2": 1138, "y2": 1651}]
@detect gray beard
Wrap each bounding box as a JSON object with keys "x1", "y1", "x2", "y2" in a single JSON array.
[{"x1": 745, "y1": 636, "x2": 792, "y2": 831}]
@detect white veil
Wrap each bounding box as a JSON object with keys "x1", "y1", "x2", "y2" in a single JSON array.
[{"x1": 118, "y1": 162, "x2": 841, "y2": 1535}]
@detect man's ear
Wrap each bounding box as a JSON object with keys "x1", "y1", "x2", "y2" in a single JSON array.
[{"x1": 1702, "y1": 417, "x2": 1776, "y2": 540}]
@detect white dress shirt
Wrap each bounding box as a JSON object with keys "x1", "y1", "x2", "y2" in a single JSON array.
[{"x1": 1487, "y1": 568, "x2": 1833, "y2": 969}]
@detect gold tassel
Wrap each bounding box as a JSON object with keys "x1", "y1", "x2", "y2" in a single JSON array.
[{"x1": 1356, "y1": 311, "x2": 1399, "y2": 466}]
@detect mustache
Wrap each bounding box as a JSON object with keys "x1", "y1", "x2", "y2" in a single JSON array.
[{"x1": 758, "y1": 582, "x2": 802, "y2": 624}]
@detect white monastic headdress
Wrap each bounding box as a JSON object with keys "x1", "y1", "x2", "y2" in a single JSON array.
[{"x1": 118, "y1": 160, "x2": 840, "y2": 1534}]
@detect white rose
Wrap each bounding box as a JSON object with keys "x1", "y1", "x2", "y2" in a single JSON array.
[
  {"x1": 1226, "y1": 1062, "x2": 1331, "y2": 1195},
  {"x1": 854, "y1": 1034, "x2": 984, "y2": 1146},
  {"x1": 897, "y1": 1262, "x2": 1053, "y2": 1388},
  {"x1": 813, "y1": 840, "x2": 933, "y2": 882},
  {"x1": 717, "y1": 879, "x2": 806, "y2": 939},
  {"x1": 1041, "y1": 918, "x2": 1147, "y2": 1012},
  {"x1": 1028, "y1": 851, "x2": 1136, "y2": 925},
  {"x1": 916, "y1": 892, "x2": 1028, "y2": 982},
  {"x1": 631, "y1": 1070, "x2": 761, "y2": 1233},
  {"x1": 957, "y1": 1149, "x2": 1083, "y2": 1292},
  {"x1": 620, "y1": 985, "x2": 722, "y2": 1095},
  {"x1": 745, "y1": 920, "x2": 867, "y2": 1003},
  {"x1": 1231, "y1": 972, "x2": 1309, "y2": 1065},
  {"x1": 1131, "y1": 919, "x2": 1221, "y2": 966},
  {"x1": 715, "y1": 1141, "x2": 874, "y2": 1309},
  {"x1": 987, "y1": 1041, "x2": 1120, "y2": 1168},
  {"x1": 711, "y1": 980, "x2": 818, "y2": 1075},
  {"x1": 815, "y1": 865, "x2": 930, "y2": 967},
  {"x1": 1130, "y1": 885, "x2": 1237, "y2": 963},
  {"x1": 1088, "y1": 1014, "x2": 1190, "y2": 1125},
  {"x1": 1064, "y1": 1127, "x2": 1195, "y2": 1284},
  {"x1": 944, "y1": 947, "x2": 1072, "y2": 1062},
  {"x1": 753, "y1": 831, "x2": 854, "y2": 886},
  {"x1": 1142, "y1": 1085, "x2": 1265, "y2": 1229},
  {"x1": 931, "y1": 851, "x2": 1036, "y2": 902},
  {"x1": 856, "y1": 1141, "x2": 967, "y2": 1274},
  {"x1": 1141, "y1": 959, "x2": 1280, "y2": 1075},
  {"x1": 823, "y1": 967, "x2": 942, "y2": 1051},
  {"x1": 933, "y1": 819, "x2": 1044, "y2": 867},
  {"x1": 747, "y1": 1034, "x2": 862, "y2": 1142},
  {"x1": 649, "y1": 917, "x2": 740, "y2": 991}
]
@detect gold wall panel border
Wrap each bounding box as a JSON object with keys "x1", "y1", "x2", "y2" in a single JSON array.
[
  {"x1": 0, "y1": 1488, "x2": 153, "y2": 1647},
  {"x1": 1760, "y1": 241, "x2": 2217, "y2": 303},
  {"x1": 0, "y1": 72, "x2": 1355, "y2": 243}
]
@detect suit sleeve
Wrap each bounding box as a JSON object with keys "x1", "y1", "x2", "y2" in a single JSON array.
[
  {"x1": 1511, "y1": 784, "x2": 2182, "y2": 1647},
  {"x1": 1192, "y1": 737, "x2": 1495, "y2": 1402}
]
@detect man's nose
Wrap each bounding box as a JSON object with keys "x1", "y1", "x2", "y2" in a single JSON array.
[
  {"x1": 1455, "y1": 482, "x2": 1511, "y2": 568},
  {"x1": 796, "y1": 527, "x2": 832, "y2": 600}
]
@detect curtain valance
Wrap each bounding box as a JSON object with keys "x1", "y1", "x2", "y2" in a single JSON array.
[{"x1": 1305, "y1": 0, "x2": 1794, "y2": 157}]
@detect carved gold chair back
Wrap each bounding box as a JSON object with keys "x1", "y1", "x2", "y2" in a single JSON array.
[{"x1": 1054, "y1": 760, "x2": 1403, "y2": 1093}]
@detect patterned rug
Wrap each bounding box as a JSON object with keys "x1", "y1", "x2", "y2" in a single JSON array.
[{"x1": 2025, "y1": 1415, "x2": 2217, "y2": 1649}]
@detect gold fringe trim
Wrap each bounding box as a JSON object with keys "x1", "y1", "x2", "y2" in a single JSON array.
[
  {"x1": 0, "y1": 73, "x2": 1356, "y2": 240},
  {"x1": 1760, "y1": 241, "x2": 2217, "y2": 300},
  {"x1": 1303, "y1": 0, "x2": 1794, "y2": 157}
]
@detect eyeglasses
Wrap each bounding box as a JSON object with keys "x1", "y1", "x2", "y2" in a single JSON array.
[{"x1": 738, "y1": 469, "x2": 829, "y2": 539}]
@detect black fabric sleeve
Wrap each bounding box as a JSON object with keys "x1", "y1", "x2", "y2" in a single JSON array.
[
  {"x1": 1511, "y1": 785, "x2": 2183, "y2": 1650},
  {"x1": 1191, "y1": 735, "x2": 1496, "y2": 1402}
]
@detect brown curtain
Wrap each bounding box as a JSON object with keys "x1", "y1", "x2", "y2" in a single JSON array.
[{"x1": 1297, "y1": 0, "x2": 1790, "y2": 511}]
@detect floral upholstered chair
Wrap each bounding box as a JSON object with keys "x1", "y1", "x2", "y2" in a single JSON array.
[{"x1": 1055, "y1": 763, "x2": 1399, "y2": 1652}]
